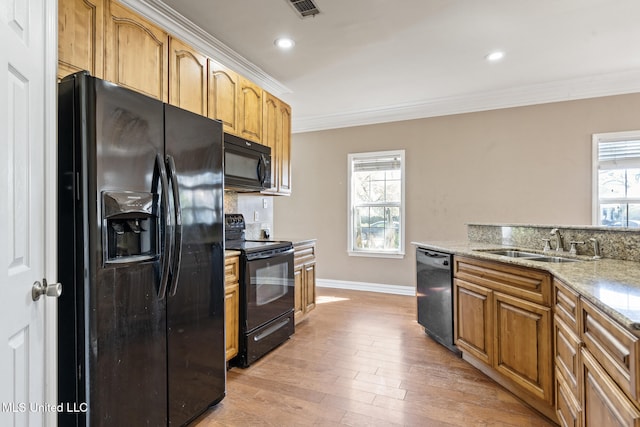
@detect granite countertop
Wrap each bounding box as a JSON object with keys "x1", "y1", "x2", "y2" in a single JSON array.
[
  {"x1": 274, "y1": 237, "x2": 317, "y2": 246},
  {"x1": 412, "y1": 240, "x2": 640, "y2": 335},
  {"x1": 224, "y1": 250, "x2": 241, "y2": 258}
]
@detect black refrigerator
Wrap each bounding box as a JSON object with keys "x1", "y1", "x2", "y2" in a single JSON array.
[{"x1": 57, "y1": 72, "x2": 226, "y2": 426}]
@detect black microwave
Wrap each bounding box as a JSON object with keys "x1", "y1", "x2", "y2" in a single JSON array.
[{"x1": 223, "y1": 133, "x2": 271, "y2": 191}]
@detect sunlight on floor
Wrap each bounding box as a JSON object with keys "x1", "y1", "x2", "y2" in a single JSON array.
[{"x1": 316, "y1": 295, "x2": 350, "y2": 304}]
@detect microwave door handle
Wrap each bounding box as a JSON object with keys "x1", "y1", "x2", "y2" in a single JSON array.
[
  {"x1": 166, "y1": 155, "x2": 183, "y2": 297},
  {"x1": 258, "y1": 154, "x2": 267, "y2": 186},
  {"x1": 153, "y1": 153, "x2": 172, "y2": 300}
]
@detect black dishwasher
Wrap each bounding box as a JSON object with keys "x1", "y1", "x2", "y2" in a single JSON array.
[{"x1": 416, "y1": 248, "x2": 461, "y2": 356}]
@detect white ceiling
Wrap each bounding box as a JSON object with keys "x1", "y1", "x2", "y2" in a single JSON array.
[{"x1": 134, "y1": 0, "x2": 640, "y2": 132}]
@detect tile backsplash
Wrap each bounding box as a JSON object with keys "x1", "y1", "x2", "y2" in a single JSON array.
[{"x1": 224, "y1": 191, "x2": 274, "y2": 239}]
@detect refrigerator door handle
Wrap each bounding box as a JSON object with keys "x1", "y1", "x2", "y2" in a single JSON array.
[
  {"x1": 166, "y1": 155, "x2": 183, "y2": 296},
  {"x1": 153, "y1": 153, "x2": 172, "y2": 299}
]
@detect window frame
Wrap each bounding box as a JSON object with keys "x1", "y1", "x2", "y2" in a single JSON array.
[
  {"x1": 347, "y1": 149, "x2": 406, "y2": 258},
  {"x1": 592, "y1": 130, "x2": 640, "y2": 226}
]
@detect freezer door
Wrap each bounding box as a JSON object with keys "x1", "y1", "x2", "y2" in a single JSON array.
[
  {"x1": 57, "y1": 73, "x2": 169, "y2": 427},
  {"x1": 164, "y1": 104, "x2": 226, "y2": 426}
]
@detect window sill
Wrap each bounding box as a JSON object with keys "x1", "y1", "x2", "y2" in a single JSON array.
[{"x1": 347, "y1": 251, "x2": 405, "y2": 259}]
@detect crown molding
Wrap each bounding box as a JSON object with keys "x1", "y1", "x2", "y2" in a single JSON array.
[
  {"x1": 119, "y1": 0, "x2": 291, "y2": 96},
  {"x1": 115, "y1": 1, "x2": 640, "y2": 135},
  {"x1": 292, "y1": 69, "x2": 640, "y2": 133}
]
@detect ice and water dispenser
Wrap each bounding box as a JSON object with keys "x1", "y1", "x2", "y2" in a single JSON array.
[{"x1": 103, "y1": 191, "x2": 157, "y2": 263}]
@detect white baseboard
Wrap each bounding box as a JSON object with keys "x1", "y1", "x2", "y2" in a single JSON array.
[{"x1": 316, "y1": 278, "x2": 416, "y2": 296}]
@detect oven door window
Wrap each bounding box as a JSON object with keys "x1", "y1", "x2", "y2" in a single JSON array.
[
  {"x1": 246, "y1": 253, "x2": 294, "y2": 331},
  {"x1": 255, "y1": 263, "x2": 288, "y2": 305}
]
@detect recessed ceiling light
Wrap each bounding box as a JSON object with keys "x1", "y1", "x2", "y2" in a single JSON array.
[
  {"x1": 486, "y1": 51, "x2": 505, "y2": 62},
  {"x1": 274, "y1": 37, "x2": 295, "y2": 50}
]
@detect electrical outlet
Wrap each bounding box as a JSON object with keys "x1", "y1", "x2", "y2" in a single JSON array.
[
  {"x1": 263, "y1": 198, "x2": 268, "y2": 209},
  {"x1": 254, "y1": 211, "x2": 259, "y2": 221}
]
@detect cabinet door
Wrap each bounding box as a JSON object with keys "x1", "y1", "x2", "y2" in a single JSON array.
[
  {"x1": 169, "y1": 37, "x2": 207, "y2": 116},
  {"x1": 454, "y1": 278, "x2": 493, "y2": 365},
  {"x1": 277, "y1": 101, "x2": 292, "y2": 194},
  {"x1": 262, "y1": 93, "x2": 292, "y2": 195},
  {"x1": 105, "y1": 1, "x2": 168, "y2": 101},
  {"x1": 224, "y1": 256, "x2": 240, "y2": 361},
  {"x1": 58, "y1": 0, "x2": 105, "y2": 80},
  {"x1": 294, "y1": 265, "x2": 304, "y2": 323},
  {"x1": 224, "y1": 282, "x2": 239, "y2": 361},
  {"x1": 494, "y1": 291, "x2": 553, "y2": 404},
  {"x1": 304, "y1": 262, "x2": 316, "y2": 314},
  {"x1": 582, "y1": 349, "x2": 640, "y2": 427},
  {"x1": 262, "y1": 93, "x2": 279, "y2": 192},
  {"x1": 208, "y1": 60, "x2": 238, "y2": 134},
  {"x1": 238, "y1": 77, "x2": 262, "y2": 142}
]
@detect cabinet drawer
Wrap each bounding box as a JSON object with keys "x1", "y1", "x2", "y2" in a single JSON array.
[
  {"x1": 454, "y1": 256, "x2": 551, "y2": 305},
  {"x1": 581, "y1": 298, "x2": 640, "y2": 401},
  {"x1": 294, "y1": 242, "x2": 316, "y2": 266},
  {"x1": 556, "y1": 369, "x2": 582, "y2": 427},
  {"x1": 225, "y1": 256, "x2": 239, "y2": 286},
  {"x1": 555, "y1": 315, "x2": 581, "y2": 400},
  {"x1": 554, "y1": 278, "x2": 580, "y2": 331}
]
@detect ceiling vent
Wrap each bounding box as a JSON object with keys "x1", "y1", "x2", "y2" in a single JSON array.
[{"x1": 287, "y1": 0, "x2": 320, "y2": 18}]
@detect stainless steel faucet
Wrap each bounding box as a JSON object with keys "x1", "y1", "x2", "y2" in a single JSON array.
[
  {"x1": 550, "y1": 228, "x2": 564, "y2": 252},
  {"x1": 589, "y1": 237, "x2": 601, "y2": 259}
]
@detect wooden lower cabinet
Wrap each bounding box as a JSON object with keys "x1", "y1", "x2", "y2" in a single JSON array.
[
  {"x1": 557, "y1": 368, "x2": 583, "y2": 427},
  {"x1": 453, "y1": 278, "x2": 492, "y2": 365},
  {"x1": 582, "y1": 348, "x2": 640, "y2": 426},
  {"x1": 553, "y1": 277, "x2": 640, "y2": 427},
  {"x1": 494, "y1": 291, "x2": 553, "y2": 402},
  {"x1": 453, "y1": 256, "x2": 555, "y2": 418},
  {"x1": 293, "y1": 240, "x2": 316, "y2": 324},
  {"x1": 224, "y1": 254, "x2": 240, "y2": 362}
]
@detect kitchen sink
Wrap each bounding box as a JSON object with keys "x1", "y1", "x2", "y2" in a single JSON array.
[
  {"x1": 476, "y1": 248, "x2": 580, "y2": 263},
  {"x1": 526, "y1": 256, "x2": 579, "y2": 263},
  {"x1": 480, "y1": 249, "x2": 543, "y2": 258}
]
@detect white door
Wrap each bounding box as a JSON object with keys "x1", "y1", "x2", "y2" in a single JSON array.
[{"x1": 0, "y1": 0, "x2": 58, "y2": 426}]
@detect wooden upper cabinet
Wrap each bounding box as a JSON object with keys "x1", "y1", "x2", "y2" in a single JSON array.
[
  {"x1": 262, "y1": 92, "x2": 292, "y2": 195},
  {"x1": 238, "y1": 77, "x2": 262, "y2": 142},
  {"x1": 262, "y1": 93, "x2": 279, "y2": 192},
  {"x1": 278, "y1": 102, "x2": 292, "y2": 194},
  {"x1": 208, "y1": 60, "x2": 238, "y2": 134},
  {"x1": 105, "y1": 1, "x2": 168, "y2": 101},
  {"x1": 58, "y1": 0, "x2": 105, "y2": 80},
  {"x1": 169, "y1": 37, "x2": 207, "y2": 116}
]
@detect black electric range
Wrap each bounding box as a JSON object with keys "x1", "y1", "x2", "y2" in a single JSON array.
[{"x1": 224, "y1": 214, "x2": 295, "y2": 367}]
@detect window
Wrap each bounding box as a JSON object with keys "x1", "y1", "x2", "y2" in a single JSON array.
[
  {"x1": 593, "y1": 131, "x2": 640, "y2": 228},
  {"x1": 348, "y1": 150, "x2": 405, "y2": 257}
]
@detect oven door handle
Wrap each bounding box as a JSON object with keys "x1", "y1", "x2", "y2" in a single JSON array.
[{"x1": 245, "y1": 247, "x2": 294, "y2": 261}]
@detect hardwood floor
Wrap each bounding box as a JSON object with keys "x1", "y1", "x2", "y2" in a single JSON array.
[{"x1": 194, "y1": 287, "x2": 556, "y2": 426}]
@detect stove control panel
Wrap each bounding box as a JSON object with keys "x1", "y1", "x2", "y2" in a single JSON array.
[
  {"x1": 225, "y1": 214, "x2": 245, "y2": 229},
  {"x1": 225, "y1": 214, "x2": 246, "y2": 241}
]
